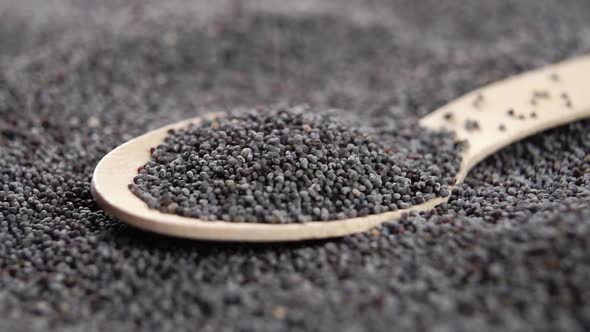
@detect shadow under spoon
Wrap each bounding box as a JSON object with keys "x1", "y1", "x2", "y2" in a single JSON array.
[{"x1": 91, "y1": 54, "x2": 590, "y2": 242}]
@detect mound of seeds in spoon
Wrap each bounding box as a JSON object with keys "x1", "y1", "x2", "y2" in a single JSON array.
[{"x1": 130, "y1": 107, "x2": 461, "y2": 223}]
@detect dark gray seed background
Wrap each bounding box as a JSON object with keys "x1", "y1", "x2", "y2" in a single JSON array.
[{"x1": 1, "y1": 0, "x2": 590, "y2": 331}]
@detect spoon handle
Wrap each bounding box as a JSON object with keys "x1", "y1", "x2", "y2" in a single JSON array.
[{"x1": 420, "y1": 54, "x2": 590, "y2": 181}]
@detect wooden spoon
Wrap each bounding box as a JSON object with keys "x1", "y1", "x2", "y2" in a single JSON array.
[{"x1": 91, "y1": 55, "x2": 590, "y2": 242}]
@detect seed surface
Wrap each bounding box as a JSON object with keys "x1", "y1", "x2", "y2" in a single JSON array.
[{"x1": 1, "y1": 1, "x2": 590, "y2": 331}]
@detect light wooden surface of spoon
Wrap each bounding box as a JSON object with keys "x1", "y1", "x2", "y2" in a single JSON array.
[{"x1": 91, "y1": 55, "x2": 590, "y2": 242}]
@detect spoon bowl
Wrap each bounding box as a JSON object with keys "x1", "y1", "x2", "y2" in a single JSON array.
[{"x1": 91, "y1": 55, "x2": 590, "y2": 241}]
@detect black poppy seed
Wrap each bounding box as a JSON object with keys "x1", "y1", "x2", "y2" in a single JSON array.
[
  {"x1": 532, "y1": 90, "x2": 550, "y2": 99},
  {"x1": 472, "y1": 93, "x2": 484, "y2": 108},
  {"x1": 464, "y1": 119, "x2": 480, "y2": 131},
  {"x1": 498, "y1": 124, "x2": 506, "y2": 131},
  {"x1": 507, "y1": 108, "x2": 515, "y2": 116}
]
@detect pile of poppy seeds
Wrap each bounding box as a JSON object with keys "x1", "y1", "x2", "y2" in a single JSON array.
[
  {"x1": 1, "y1": 1, "x2": 590, "y2": 331},
  {"x1": 130, "y1": 109, "x2": 460, "y2": 222}
]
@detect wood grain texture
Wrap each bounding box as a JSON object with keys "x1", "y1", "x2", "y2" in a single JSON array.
[{"x1": 91, "y1": 55, "x2": 590, "y2": 242}]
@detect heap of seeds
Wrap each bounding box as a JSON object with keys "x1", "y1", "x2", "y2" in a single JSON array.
[{"x1": 130, "y1": 107, "x2": 461, "y2": 223}]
